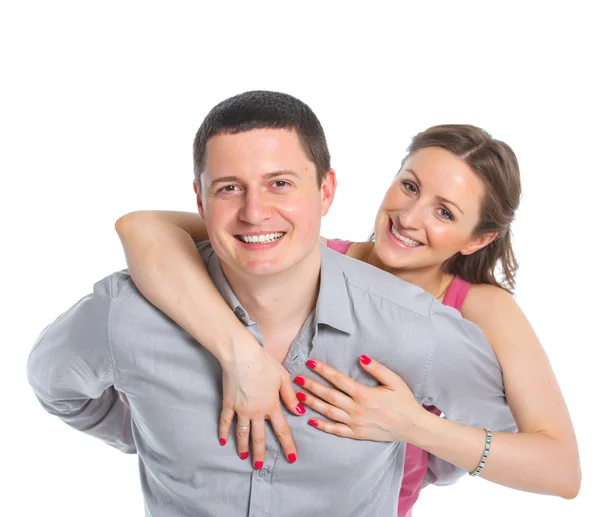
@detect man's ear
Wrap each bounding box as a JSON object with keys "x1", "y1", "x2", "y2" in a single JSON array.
[
  {"x1": 320, "y1": 169, "x2": 337, "y2": 217},
  {"x1": 460, "y1": 231, "x2": 498, "y2": 256},
  {"x1": 193, "y1": 180, "x2": 205, "y2": 219}
]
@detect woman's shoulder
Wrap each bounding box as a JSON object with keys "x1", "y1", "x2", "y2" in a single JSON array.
[
  {"x1": 462, "y1": 283, "x2": 517, "y2": 320},
  {"x1": 321, "y1": 237, "x2": 373, "y2": 260},
  {"x1": 346, "y1": 241, "x2": 373, "y2": 260},
  {"x1": 461, "y1": 284, "x2": 528, "y2": 353}
]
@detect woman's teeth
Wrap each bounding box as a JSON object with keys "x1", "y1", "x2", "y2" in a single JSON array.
[
  {"x1": 391, "y1": 224, "x2": 422, "y2": 247},
  {"x1": 239, "y1": 232, "x2": 284, "y2": 244}
]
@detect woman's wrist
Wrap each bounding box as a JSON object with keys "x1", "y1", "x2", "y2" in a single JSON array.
[
  {"x1": 211, "y1": 326, "x2": 264, "y2": 368},
  {"x1": 393, "y1": 402, "x2": 433, "y2": 444}
]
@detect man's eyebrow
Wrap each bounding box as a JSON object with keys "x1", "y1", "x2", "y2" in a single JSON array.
[
  {"x1": 210, "y1": 176, "x2": 239, "y2": 188},
  {"x1": 210, "y1": 170, "x2": 301, "y2": 188},
  {"x1": 404, "y1": 168, "x2": 464, "y2": 214},
  {"x1": 264, "y1": 170, "x2": 302, "y2": 180}
]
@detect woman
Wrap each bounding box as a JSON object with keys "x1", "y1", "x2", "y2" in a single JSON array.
[{"x1": 115, "y1": 124, "x2": 580, "y2": 513}]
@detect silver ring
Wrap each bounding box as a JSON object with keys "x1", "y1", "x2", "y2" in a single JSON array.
[{"x1": 236, "y1": 422, "x2": 251, "y2": 430}]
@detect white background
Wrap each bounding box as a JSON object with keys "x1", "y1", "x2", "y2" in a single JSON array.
[{"x1": 1, "y1": 1, "x2": 598, "y2": 516}]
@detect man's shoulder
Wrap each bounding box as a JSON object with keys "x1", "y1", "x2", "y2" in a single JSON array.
[
  {"x1": 325, "y1": 246, "x2": 435, "y2": 320},
  {"x1": 92, "y1": 269, "x2": 144, "y2": 300}
]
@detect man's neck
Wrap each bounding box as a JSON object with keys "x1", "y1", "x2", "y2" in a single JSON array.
[{"x1": 222, "y1": 247, "x2": 322, "y2": 361}]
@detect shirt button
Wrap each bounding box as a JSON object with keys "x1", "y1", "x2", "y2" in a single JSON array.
[
  {"x1": 234, "y1": 307, "x2": 245, "y2": 321},
  {"x1": 259, "y1": 468, "x2": 268, "y2": 477}
]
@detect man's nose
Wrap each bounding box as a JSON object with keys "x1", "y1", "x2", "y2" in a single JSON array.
[{"x1": 239, "y1": 189, "x2": 272, "y2": 225}]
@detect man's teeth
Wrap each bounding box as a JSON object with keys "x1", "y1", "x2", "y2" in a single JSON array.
[
  {"x1": 239, "y1": 232, "x2": 284, "y2": 244},
  {"x1": 391, "y1": 224, "x2": 422, "y2": 247}
]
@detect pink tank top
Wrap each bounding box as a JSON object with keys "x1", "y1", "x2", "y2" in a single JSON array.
[{"x1": 326, "y1": 239, "x2": 471, "y2": 517}]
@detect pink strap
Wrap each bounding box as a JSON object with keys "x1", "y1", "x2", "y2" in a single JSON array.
[
  {"x1": 326, "y1": 238, "x2": 353, "y2": 255},
  {"x1": 442, "y1": 276, "x2": 472, "y2": 311}
]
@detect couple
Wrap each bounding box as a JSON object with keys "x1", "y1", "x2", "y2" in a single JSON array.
[{"x1": 28, "y1": 91, "x2": 579, "y2": 516}]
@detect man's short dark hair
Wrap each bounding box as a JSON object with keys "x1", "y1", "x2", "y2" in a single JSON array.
[{"x1": 193, "y1": 90, "x2": 331, "y2": 188}]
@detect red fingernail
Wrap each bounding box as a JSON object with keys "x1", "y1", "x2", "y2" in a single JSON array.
[
  {"x1": 296, "y1": 403, "x2": 306, "y2": 415},
  {"x1": 297, "y1": 392, "x2": 307, "y2": 402},
  {"x1": 219, "y1": 438, "x2": 227, "y2": 446},
  {"x1": 360, "y1": 354, "x2": 371, "y2": 365},
  {"x1": 308, "y1": 419, "x2": 318, "y2": 427},
  {"x1": 240, "y1": 452, "x2": 249, "y2": 460},
  {"x1": 294, "y1": 376, "x2": 305, "y2": 386},
  {"x1": 307, "y1": 360, "x2": 317, "y2": 369},
  {"x1": 288, "y1": 453, "x2": 297, "y2": 463},
  {"x1": 254, "y1": 461, "x2": 263, "y2": 470}
]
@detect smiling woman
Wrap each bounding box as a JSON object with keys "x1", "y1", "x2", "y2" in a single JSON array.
[{"x1": 367, "y1": 126, "x2": 520, "y2": 299}]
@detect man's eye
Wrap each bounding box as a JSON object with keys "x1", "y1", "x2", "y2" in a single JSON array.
[
  {"x1": 221, "y1": 185, "x2": 238, "y2": 192},
  {"x1": 272, "y1": 180, "x2": 289, "y2": 188}
]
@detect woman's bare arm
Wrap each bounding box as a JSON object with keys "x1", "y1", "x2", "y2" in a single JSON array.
[
  {"x1": 414, "y1": 285, "x2": 580, "y2": 497},
  {"x1": 115, "y1": 210, "x2": 302, "y2": 467}
]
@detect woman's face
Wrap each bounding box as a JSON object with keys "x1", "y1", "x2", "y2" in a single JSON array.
[{"x1": 373, "y1": 146, "x2": 494, "y2": 274}]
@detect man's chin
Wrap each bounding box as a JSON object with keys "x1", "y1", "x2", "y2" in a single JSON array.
[{"x1": 239, "y1": 260, "x2": 286, "y2": 277}]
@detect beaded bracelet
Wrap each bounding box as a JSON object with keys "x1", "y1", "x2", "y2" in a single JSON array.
[{"x1": 470, "y1": 428, "x2": 492, "y2": 477}]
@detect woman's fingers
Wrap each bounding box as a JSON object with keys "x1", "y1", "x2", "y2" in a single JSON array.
[
  {"x1": 306, "y1": 418, "x2": 356, "y2": 438},
  {"x1": 306, "y1": 359, "x2": 362, "y2": 396},
  {"x1": 279, "y1": 373, "x2": 303, "y2": 416},
  {"x1": 358, "y1": 354, "x2": 404, "y2": 388},
  {"x1": 235, "y1": 416, "x2": 252, "y2": 461},
  {"x1": 250, "y1": 418, "x2": 266, "y2": 469},
  {"x1": 218, "y1": 406, "x2": 235, "y2": 446},
  {"x1": 269, "y1": 411, "x2": 298, "y2": 463},
  {"x1": 294, "y1": 373, "x2": 355, "y2": 411},
  {"x1": 296, "y1": 391, "x2": 351, "y2": 424}
]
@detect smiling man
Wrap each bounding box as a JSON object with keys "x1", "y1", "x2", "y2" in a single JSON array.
[{"x1": 27, "y1": 91, "x2": 515, "y2": 516}]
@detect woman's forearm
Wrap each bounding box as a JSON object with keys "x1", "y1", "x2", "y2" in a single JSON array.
[
  {"x1": 411, "y1": 411, "x2": 580, "y2": 498},
  {"x1": 115, "y1": 210, "x2": 251, "y2": 364}
]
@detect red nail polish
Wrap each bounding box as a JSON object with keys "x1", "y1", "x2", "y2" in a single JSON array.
[
  {"x1": 294, "y1": 376, "x2": 305, "y2": 386},
  {"x1": 240, "y1": 452, "x2": 249, "y2": 460},
  {"x1": 219, "y1": 438, "x2": 227, "y2": 446},
  {"x1": 296, "y1": 403, "x2": 306, "y2": 415},
  {"x1": 308, "y1": 419, "x2": 318, "y2": 427},
  {"x1": 297, "y1": 392, "x2": 307, "y2": 402},
  {"x1": 254, "y1": 461, "x2": 263, "y2": 470},
  {"x1": 288, "y1": 453, "x2": 297, "y2": 463},
  {"x1": 360, "y1": 354, "x2": 371, "y2": 365},
  {"x1": 307, "y1": 360, "x2": 317, "y2": 369}
]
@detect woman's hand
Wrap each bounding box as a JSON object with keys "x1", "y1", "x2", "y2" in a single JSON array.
[
  {"x1": 294, "y1": 355, "x2": 424, "y2": 442},
  {"x1": 219, "y1": 334, "x2": 304, "y2": 468}
]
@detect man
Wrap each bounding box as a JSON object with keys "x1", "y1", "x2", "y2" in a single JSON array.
[{"x1": 28, "y1": 91, "x2": 515, "y2": 516}]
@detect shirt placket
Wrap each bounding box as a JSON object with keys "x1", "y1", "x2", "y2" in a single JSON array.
[{"x1": 248, "y1": 453, "x2": 276, "y2": 517}]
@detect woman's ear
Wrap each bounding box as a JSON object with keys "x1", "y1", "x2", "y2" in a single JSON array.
[{"x1": 460, "y1": 231, "x2": 498, "y2": 256}]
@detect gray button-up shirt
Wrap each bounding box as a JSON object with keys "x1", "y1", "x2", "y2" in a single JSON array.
[{"x1": 27, "y1": 242, "x2": 516, "y2": 517}]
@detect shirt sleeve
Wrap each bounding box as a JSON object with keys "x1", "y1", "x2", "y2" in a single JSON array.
[
  {"x1": 421, "y1": 301, "x2": 517, "y2": 434},
  {"x1": 26, "y1": 275, "x2": 136, "y2": 454},
  {"x1": 422, "y1": 453, "x2": 466, "y2": 488}
]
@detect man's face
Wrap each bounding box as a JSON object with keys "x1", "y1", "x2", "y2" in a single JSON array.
[{"x1": 196, "y1": 128, "x2": 336, "y2": 278}]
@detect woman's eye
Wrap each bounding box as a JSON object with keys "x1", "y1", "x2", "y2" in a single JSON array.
[
  {"x1": 437, "y1": 207, "x2": 454, "y2": 220},
  {"x1": 402, "y1": 182, "x2": 417, "y2": 194}
]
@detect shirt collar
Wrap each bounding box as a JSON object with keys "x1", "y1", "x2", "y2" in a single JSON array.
[
  {"x1": 205, "y1": 252, "x2": 256, "y2": 326},
  {"x1": 315, "y1": 242, "x2": 354, "y2": 334},
  {"x1": 204, "y1": 242, "x2": 354, "y2": 334}
]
